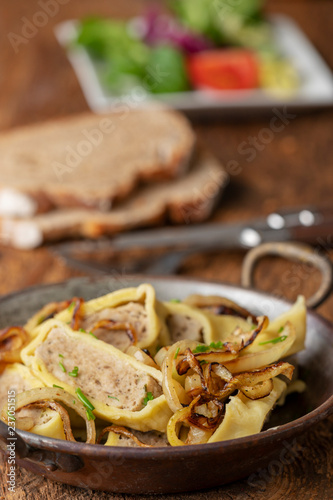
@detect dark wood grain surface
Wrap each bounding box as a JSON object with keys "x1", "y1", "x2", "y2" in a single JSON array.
[{"x1": 0, "y1": 0, "x2": 332, "y2": 498}]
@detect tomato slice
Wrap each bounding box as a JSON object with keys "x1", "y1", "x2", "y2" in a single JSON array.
[{"x1": 187, "y1": 49, "x2": 259, "y2": 91}]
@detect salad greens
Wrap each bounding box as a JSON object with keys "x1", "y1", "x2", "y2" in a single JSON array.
[
  {"x1": 76, "y1": 17, "x2": 151, "y2": 94},
  {"x1": 74, "y1": 1, "x2": 298, "y2": 96},
  {"x1": 145, "y1": 45, "x2": 189, "y2": 93},
  {"x1": 170, "y1": 0, "x2": 271, "y2": 49}
]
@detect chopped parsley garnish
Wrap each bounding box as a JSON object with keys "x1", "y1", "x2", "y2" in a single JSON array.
[
  {"x1": 259, "y1": 335, "x2": 288, "y2": 346},
  {"x1": 108, "y1": 396, "x2": 120, "y2": 401},
  {"x1": 68, "y1": 366, "x2": 79, "y2": 377},
  {"x1": 200, "y1": 360, "x2": 208, "y2": 365},
  {"x1": 53, "y1": 384, "x2": 64, "y2": 389},
  {"x1": 143, "y1": 392, "x2": 154, "y2": 406},
  {"x1": 89, "y1": 331, "x2": 97, "y2": 339},
  {"x1": 193, "y1": 345, "x2": 210, "y2": 353},
  {"x1": 143, "y1": 384, "x2": 154, "y2": 406},
  {"x1": 86, "y1": 408, "x2": 96, "y2": 421},
  {"x1": 68, "y1": 301, "x2": 75, "y2": 311},
  {"x1": 58, "y1": 354, "x2": 64, "y2": 358},
  {"x1": 75, "y1": 388, "x2": 95, "y2": 411},
  {"x1": 73, "y1": 400, "x2": 76, "y2": 404},
  {"x1": 59, "y1": 362, "x2": 66, "y2": 373},
  {"x1": 193, "y1": 341, "x2": 225, "y2": 354},
  {"x1": 209, "y1": 341, "x2": 224, "y2": 350},
  {"x1": 174, "y1": 347, "x2": 180, "y2": 359},
  {"x1": 79, "y1": 328, "x2": 86, "y2": 333},
  {"x1": 278, "y1": 326, "x2": 284, "y2": 333},
  {"x1": 170, "y1": 299, "x2": 181, "y2": 303}
]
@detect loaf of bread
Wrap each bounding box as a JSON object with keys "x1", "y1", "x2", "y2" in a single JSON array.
[
  {"x1": 0, "y1": 150, "x2": 228, "y2": 249},
  {"x1": 0, "y1": 108, "x2": 195, "y2": 216}
]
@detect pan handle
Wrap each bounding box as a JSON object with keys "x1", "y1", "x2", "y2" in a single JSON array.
[
  {"x1": 241, "y1": 242, "x2": 332, "y2": 309},
  {"x1": 0, "y1": 419, "x2": 30, "y2": 458},
  {"x1": 0, "y1": 419, "x2": 83, "y2": 472}
]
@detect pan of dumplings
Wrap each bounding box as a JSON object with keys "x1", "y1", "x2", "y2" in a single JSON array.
[{"x1": 0, "y1": 242, "x2": 332, "y2": 494}]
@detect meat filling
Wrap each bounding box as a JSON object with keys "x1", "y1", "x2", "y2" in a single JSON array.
[
  {"x1": 109, "y1": 429, "x2": 169, "y2": 448},
  {"x1": 0, "y1": 369, "x2": 52, "y2": 429},
  {"x1": 81, "y1": 302, "x2": 148, "y2": 351},
  {"x1": 0, "y1": 372, "x2": 28, "y2": 406},
  {"x1": 166, "y1": 314, "x2": 204, "y2": 343},
  {"x1": 35, "y1": 327, "x2": 162, "y2": 411}
]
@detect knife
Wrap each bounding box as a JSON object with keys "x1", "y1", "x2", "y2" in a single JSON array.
[{"x1": 53, "y1": 206, "x2": 333, "y2": 275}]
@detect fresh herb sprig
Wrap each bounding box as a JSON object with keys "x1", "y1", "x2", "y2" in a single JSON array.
[
  {"x1": 259, "y1": 335, "x2": 287, "y2": 346},
  {"x1": 75, "y1": 388, "x2": 96, "y2": 420},
  {"x1": 193, "y1": 341, "x2": 225, "y2": 354},
  {"x1": 143, "y1": 384, "x2": 154, "y2": 406},
  {"x1": 68, "y1": 366, "x2": 79, "y2": 377}
]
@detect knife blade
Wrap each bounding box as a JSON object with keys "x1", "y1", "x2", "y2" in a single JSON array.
[{"x1": 53, "y1": 206, "x2": 333, "y2": 275}]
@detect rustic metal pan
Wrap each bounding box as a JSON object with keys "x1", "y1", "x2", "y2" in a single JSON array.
[{"x1": 0, "y1": 243, "x2": 332, "y2": 494}]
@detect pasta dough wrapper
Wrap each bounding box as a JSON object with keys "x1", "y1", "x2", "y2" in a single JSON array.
[
  {"x1": 0, "y1": 363, "x2": 65, "y2": 440},
  {"x1": 261, "y1": 295, "x2": 306, "y2": 356},
  {"x1": 208, "y1": 377, "x2": 286, "y2": 442},
  {"x1": 21, "y1": 320, "x2": 172, "y2": 432},
  {"x1": 56, "y1": 284, "x2": 161, "y2": 351},
  {"x1": 157, "y1": 301, "x2": 215, "y2": 345},
  {"x1": 104, "y1": 429, "x2": 169, "y2": 447}
]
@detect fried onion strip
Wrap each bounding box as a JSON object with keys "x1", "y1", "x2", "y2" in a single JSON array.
[
  {"x1": 20, "y1": 401, "x2": 76, "y2": 440},
  {"x1": 1, "y1": 387, "x2": 96, "y2": 444},
  {"x1": 184, "y1": 295, "x2": 257, "y2": 323},
  {"x1": 223, "y1": 322, "x2": 296, "y2": 373},
  {"x1": 70, "y1": 297, "x2": 85, "y2": 330},
  {"x1": 0, "y1": 326, "x2": 29, "y2": 363},
  {"x1": 97, "y1": 426, "x2": 153, "y2": 448},
  {"x1": 91, "y1": 320, "x2": 137, "y2": 345},
  {"x1": 162, "y1": 340, "x2": 198, "y2": 413}
]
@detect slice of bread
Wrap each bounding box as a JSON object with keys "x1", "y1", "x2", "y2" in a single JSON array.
[
  {"x1": 0, "y1": 150, "x2": 228, "y2": 249},
  {"x1": 0, "y1": 108, "x2": 195, "y2": 216}
]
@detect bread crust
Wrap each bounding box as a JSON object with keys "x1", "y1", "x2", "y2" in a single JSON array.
[
  {"x1": 0, "y1": 150, "x2": 228, "y2": 249},
  {"x1": 0, "y1": 108, "x2": 195, "y2": 214}
]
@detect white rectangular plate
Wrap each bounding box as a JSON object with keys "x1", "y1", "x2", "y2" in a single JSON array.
[{"x1": 55, "y1": 14, "x2": 333, "y2": 115}]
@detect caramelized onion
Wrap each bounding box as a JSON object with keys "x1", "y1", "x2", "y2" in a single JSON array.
[
  {"x1": 177, "y1": 344, "x2": 238, "y2": 376},
  {"x1": 187, "y1": 396, "x2": 224, "y2": 431},
  {"x1": 91, "y1": 320, "x2": 137, "y2": 345},
  {"x1": 97, "y1": 426, "x2": 153, "y2": 448},
  {"x1": 233, "y1": 361, "x2": 294, "y2": 386},
  {"x1": 20, "y1": 401, "x2": 75, "y2": 440},
  {"x1": 154, "y1": 346, "x2": 169, "y2": 368},
  {"x1": 209, "y1": 362, "x2": 294, "y2": 400},
  {"x1": 70, "y1": 297, "x2": 85, "y2": 330},
  {"x1": 176, "y1": 316, "x2": 269, "y2": 376},
  {"x1": 28, "y1": 299, "x2": 75, "y2": 329},
  {"x1": 185, "y1": 425, "x2": 212, "y2": 445},
  {"x1": 223, "y1": 322, "x2": 296, "y2": 373},
  {"x1": 1, "y1": 387, "x2": 96, "y2": 444},
  {"x1": 240, "y1": 379, "x2": 274, "y2": 400},
  {"x1": 236, "y1": 316, "x2": 269, "y2": 349},
  {"x1": 0, "y1": 326, "x2": 29, "y2": 363},
  {"x1": 167, "y1": 395, "x2": 200, "y2": 446},
  {"x1": 162, "y1": 340, "x2": 198, "y2": 413},
  {"x1": 184, "y1": 294, "x2": 257, "y2": 323},
  {"x1": 126, "y1": 346, "x2": 159, "y2": 369}
]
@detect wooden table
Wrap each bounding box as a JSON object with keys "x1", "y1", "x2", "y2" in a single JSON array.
[{"x1": 0, "y1": 0, "x2": 332, "y2": 498}]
